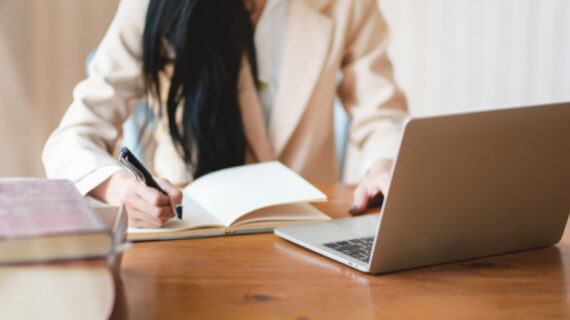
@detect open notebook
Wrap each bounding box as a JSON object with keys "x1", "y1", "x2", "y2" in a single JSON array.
[{"x1": 128, "y1": 162, "x2": 330, "y2": 241}]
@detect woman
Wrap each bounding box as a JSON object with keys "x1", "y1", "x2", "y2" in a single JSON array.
[{"x1": 43, "y1": 0, "x2": 408, "y2": 228}]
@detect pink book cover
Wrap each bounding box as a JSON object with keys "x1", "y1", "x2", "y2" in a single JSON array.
[{"x1": 0, "y1": 179, "x2": 108, "y2": 240}]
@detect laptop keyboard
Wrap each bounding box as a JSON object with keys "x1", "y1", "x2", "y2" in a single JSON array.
[{"x1": 323, "y1": 236, "x2": 374, "y2": 263}]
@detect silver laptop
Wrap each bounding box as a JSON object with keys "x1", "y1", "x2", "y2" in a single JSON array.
[{"x1": 275, "y1": 102, "x2": 570, "y2": 274}]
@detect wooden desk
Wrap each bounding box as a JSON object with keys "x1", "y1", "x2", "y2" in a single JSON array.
[{"x1": 112, "y1": 184, "x2": 570, "y2": 319}]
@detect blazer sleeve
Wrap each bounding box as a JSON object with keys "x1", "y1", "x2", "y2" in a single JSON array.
[
  {"x1": 338, "y1": 0, "x2": 408, "y2": 175},
  {"x1": 42, "y1": 0, "x2": 149, "y2": 194}
]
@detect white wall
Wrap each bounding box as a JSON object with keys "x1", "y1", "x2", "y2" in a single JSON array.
[
  {"x1": 379, "y1": 0, "x2": 570, "y2": 116},
  {"x1": 0, "y1": 0, "x2": 120, "y2": 177},
  {"x1": 0, "y1": 31, "x2": 43, "y2": 176}
]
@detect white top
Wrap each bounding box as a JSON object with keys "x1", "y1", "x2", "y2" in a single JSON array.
[{"x1": 254, "y1": 0, "x2": 288, "y2": 128}]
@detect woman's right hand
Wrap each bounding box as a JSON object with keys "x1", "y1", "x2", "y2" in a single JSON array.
[{"x1": 89, "y1": 170, "x2": 183, "y2": 228}]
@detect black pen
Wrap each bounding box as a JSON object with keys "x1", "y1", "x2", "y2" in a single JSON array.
[{"x1": 119, "y1": 146, "x2": 183, "y2": 219}]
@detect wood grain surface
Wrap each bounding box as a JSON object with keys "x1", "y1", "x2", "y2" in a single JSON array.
[{"x1": 112, "y1": 183, "x2": 570, "y2": 319}]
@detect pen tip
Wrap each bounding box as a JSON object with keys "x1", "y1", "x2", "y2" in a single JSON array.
[{"x1": 176, "y1": 204, "x2": 183, "y2": 220}]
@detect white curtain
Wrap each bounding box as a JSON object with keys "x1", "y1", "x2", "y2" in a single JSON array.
[{"x1": 379, "y1": 0, "x2": 570, "y2": 116}]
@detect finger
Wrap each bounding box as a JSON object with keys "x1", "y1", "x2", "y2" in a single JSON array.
[
  {"x1": 375, "y1": 174, "x2": 391, "y2": 196},
  {"x1": 134, "y1": 182, "x2": 171, "y2": 207},
  {"x1": 129, "y1": 183, "x2": 173, "y2": 220},
  {"x1": 350, "y1": 185, "x2": 370, "y2": 215},
  {"x1": 131, "y1": 198, "x2": 173, "y2": 222},
  {"x1": 156, "y1": 177, "x2": 183, "y2": 216},
  {"x1": 367, "y1": 184, "x2": 383, "y2": 201},
  {"x1": 367, "y1": 159, "x2": 393, "y2": 195},
  {"x1": 126, "y1": 206, "x2": 165, "y2": 228},
  {"x1": 118, "y1": 179, "x2": 172, "y2": 226},
  {"x1": 119, "y1": 187, "x2": 170, "y2": 224}
]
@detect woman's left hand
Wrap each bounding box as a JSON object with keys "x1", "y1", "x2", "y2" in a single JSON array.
[{"x1": 350, "y1": 159, "x2": 393, "y2": 215}]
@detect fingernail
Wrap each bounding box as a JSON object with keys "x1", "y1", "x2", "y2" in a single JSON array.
[{"x1": 348, "y1": 203, "x2": 357, "y2": 214}]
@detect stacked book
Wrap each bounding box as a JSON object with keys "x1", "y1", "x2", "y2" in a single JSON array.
[{"x1": 0, "y1": 179, "x2": 128, "y2": 319}]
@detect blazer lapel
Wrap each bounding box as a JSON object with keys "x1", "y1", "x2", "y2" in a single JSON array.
[
  {"x1": 237, "y1": 58, "x2": 275, "y2": 162},
  {"x1": 270, "y1": 0, "x2": 333, "y2": 156}
]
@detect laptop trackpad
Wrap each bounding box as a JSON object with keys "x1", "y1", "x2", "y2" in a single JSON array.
[{"x1": 276, "y1": 214, "x2": 379, "y2": 244}]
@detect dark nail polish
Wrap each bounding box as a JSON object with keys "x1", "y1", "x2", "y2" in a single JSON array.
[{"x1": 348, "y1": 203, "x2": 357, "y2": 214}]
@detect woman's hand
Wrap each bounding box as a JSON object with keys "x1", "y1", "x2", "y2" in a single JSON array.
[
  {"x1": 349, "y1": 159, "x2": 393, "y2": 215},
  {"x1": 89, "y1": 171, "x2": 183, "y2": 228}
]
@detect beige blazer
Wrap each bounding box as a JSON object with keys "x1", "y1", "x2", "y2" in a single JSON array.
[{"x1": 43, "y1": 0, "x2": 408, "y2": 194}]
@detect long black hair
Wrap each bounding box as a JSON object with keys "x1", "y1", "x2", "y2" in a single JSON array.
[{"x1": 142, "y1": 0, "x2": 258, "y2": 178}]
